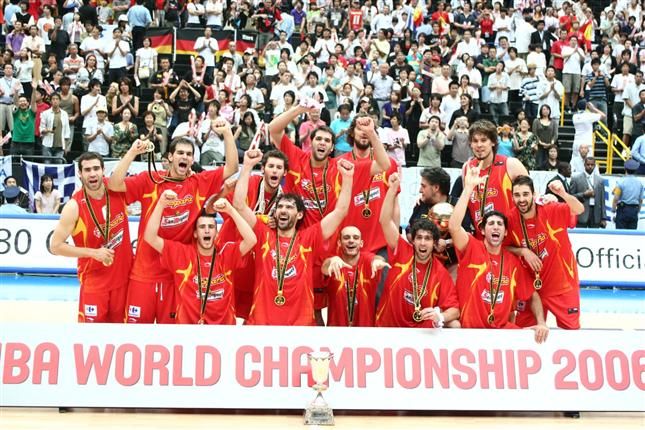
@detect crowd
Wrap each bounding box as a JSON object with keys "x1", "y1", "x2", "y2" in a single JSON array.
[{"x1": 0, "y1": 0, "x2": 643, "y2": 330}]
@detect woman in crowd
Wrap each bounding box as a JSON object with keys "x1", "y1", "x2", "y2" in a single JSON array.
[
  {"x1": 75, "y1": 54, "x2": 103, "y2": 97},
  {"x1": 513, "y1": 118, "x2": 538, "y2": 171},
  {"x1": 147, "y1": 89, "x2": 172, "y2": 155},
  {"x1": 496, "y1": 123, "x2": 515, "y2": 157},
  {"x1": 233, "y1": 111, "x2": 257, "y2": 161},
  {"x1": 138, "y1": 110, "x2": 164, "y2": 161},
  {"x1": 16, "y1": 49, "x2": 35, "y2": 100},
  {"x1": 539, "y1": 145, "x2": 560, "y2": 171},
  {"x1": 381, "y1": 91, "x2": 406, "y2": 129},
  {"x1": 135, "y1": 37, "x2": 157, "y2": 88},
  {"x1": 532, "y1": 104, "x2": 558, "y2": 168},
  {"x1": 34, "y1": 174, "x2": 61, "y2": 214},
  {"x1": 447, "y1": 115, "x2": 471, "y2": 168},
  {"x1": 111, "y1": 77, "x2": 140, "y2": 121},
  {"x1": 111, "y1": 107, "x2": 139, "y2": 158}
]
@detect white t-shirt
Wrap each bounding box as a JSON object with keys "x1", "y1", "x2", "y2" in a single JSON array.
[
  {"x1": 34, "y1": 189, "x2": 61, "y2": 214},
  {"x1": 572, "y1": 111, "x2": 602, "y2": 153},
  {"x1": 80, "y1": 94, "x2": 108, "y2": 129},
  {"x1": 505, "y1": 58, "x2": 527, "y2": 90},
  {"x1": 610, "y1": 73, "x2": 635, "y2": 100},
  {"x1": 106, "y1": 39, "x2": 130, "y2": 69},
  {"x1": 186, "y1": 3, "x2": 205, "y2": 25},
  {"x1": 80, "y1": 37, "x2": 106, "y2": 70},
  {"x1": 37, "y1": 17, "x2": 55, "y2": 45},
  {"x1": 194, "y1": 37, "x2": 218, "y2": 68},
  {"x1": 440, "y1": 94, "x2": 461, "y2": 126},
  {"x1": 136, "y1": 47, "x2": 157, "y2": 70},
  {"x1": 85, "y1": 120, "x2": 114, "y2": 156},
  {"x1": 562, "y1": 46, "x2": 583, "y2": 74},
  {"x1": 204, "y1": 0, "x2": 223, "y2": 26},
  {"x1": 622, "y1": 82, "x2": 645, "y2": 116}
]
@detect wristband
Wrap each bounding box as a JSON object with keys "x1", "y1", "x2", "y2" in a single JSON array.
[{"x1": 432, "y1": 306, "x2": 445, "y2": 328}]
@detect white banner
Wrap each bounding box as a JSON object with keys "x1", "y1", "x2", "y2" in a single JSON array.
[
  {"x1": 0, "y1": 215, "x2": 140, "y2": 274},
  {"x1": 0, "y1": 215, "x2": 643, "y2": 286},
  {"x1": 0, "y1": 324, "x2": 643, "y2": 411}
]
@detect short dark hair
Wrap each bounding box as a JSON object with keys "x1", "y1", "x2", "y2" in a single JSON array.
[
  {"x1": 481, "y1": 210, "x2": 508, "y2": 230},
  {"x1": 420, "y1": 167, "x2": 450, "y2": 196},
  {"x1": 512, "y1": 175, "x2": 535, "y2": 193},
  {"x1": 410, "y1": 218, "x2": 440, "y2": 242},
  {"x1": 275, "y1": 193, "x2": 305, "y2": 214},
  {"x1": 89, "y1": 78, "x2": 102, "y2": 89},
  {"x1": 262, "y1": 149, "x2": 289, "y2": 171},
  {"x1": 168, "y1": 138, "x2": 195, "y2": 154},
  {"x1": 469, "y1": 119, "x2": 498, "y2": 151},
  {"x1": 78, "y1": 152, "x2": 105, "y2": 170},
  {"x1": 309, "y1": 126, "x2": 336, "y2": 147},
  {"x1": 39, "y1": 174, "x2": 54, "y2": 193}
]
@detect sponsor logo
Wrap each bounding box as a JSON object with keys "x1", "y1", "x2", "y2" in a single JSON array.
[
  {"x1": 85, "y1": 304, "x2": 98, "y2": 317},
  {"x1": 353, "y1": 188, "x2": 381, "y2": 206},
  {"x1": 271, "y1": 265, "x2": 297, "y2": 280},
  {"x1": 481, "y1": 289, "x2": 505, "y2": 305},
  {"x1": 160, "y1": 210, "x2": 190, "y2": 228},
  {"x1": 516, "y1": 300, "x2": 527, "y2": 312},
  {"x1": 128, "y1": 305, "x2": 141, "y2": 318},
  {"x1": 105, "y1": 228, "x2": 125, "y2": 250},
  {"x1": 165, "y1": 194, "x2": 194, "y2": 209},
  {"x1": 92, "y1": 213, "x2": 126, "y2": 239},
  {"x1": 403, "y1": 290, "x2": 414, "y2": 306}
]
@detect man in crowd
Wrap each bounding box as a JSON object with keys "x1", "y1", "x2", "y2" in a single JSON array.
[{"x1": 570, "y1": 157, "x2": 606, "y2": 228}]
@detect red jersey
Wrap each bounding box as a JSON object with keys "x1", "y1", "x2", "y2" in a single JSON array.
[
  {"x1": 71, "y1": 180, "x2": 132, "y2": 294},
  {"x1": 160, "y1": 240, "x2": 242, "y2": 324},
  {"x1": 247, "y1": 221, "x2": 323, "y2": 326},
  {"x1": 349, "y1": 9, "x2": 363, "y2": 31},
  {"x1": 339, "y1": 153, "x2": 398, "y2": 253},
  {"x1": 376, "y1": 237, "x2": 458, "y2": 328},
  {"x1": 455, "y1": 235, "x2": 533, "y2": 329},
  {"x1": 465, "y1": 155, "x2": 514, "y2": 239},
  {"x1": 480, "y1": 17, "x2": 494, "y2": 38},
  {"x1": 124, "y1": 169, "x2": 225, "y2": 283},
  {"x1": 324, "y1": 252, "x2": 378, "y2": 327},
  {"x1": 551, "y1": 40, "x2": 565, "y2": 70},
  {"x1": 507, "y1": 203, "x2": 579, "y2": 298}
]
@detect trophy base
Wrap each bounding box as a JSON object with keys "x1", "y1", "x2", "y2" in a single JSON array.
[{"x1": 304, "y1": 405, "x2": 335, "y2": 426}]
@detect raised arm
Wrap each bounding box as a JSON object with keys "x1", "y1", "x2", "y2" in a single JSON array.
[
  {"x1": 232, "y1": 148, "x2": 262, "y2": 228},
  {"x1": 144, "y1": 189, "x2": 176, "y2": 253},
  {"x1": 211, "y1": 198, "x2": 257, "y2": 255},
  {"x1": 211, "y1": 118, "x2": 239, "y2": 179},
  {"x1": 50, "y1": 199, "x2": 114, "y2": 264},
  {"x1": 379, "y1": 172, "x2": 401, "y2": 250},
  {"x1": 355, "y1": 116, "x2": 391, "y2": 175},
  {"x1": 320, "y1": 159, "x2": 354, "y2": 240},
  {"x1": 449, "y1": 163, "x2": 483, "y2": 252},
  {"x1": 107, "y1": 140, "x2": 148, "y2": 192},
  {"x1": 547, "y1": 179, "x2": 584, "y2": 215},
  {"x1": 268, "y1": 102, "x2": 316, "y2": 147}
]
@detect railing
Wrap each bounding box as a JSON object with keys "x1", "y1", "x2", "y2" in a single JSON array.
[
  {"x1": 593, "y1": 120, "x2": 631, "y2": 174},
  {"x1": 560, "y1": 93, "x2": 565, "y2": 127}
]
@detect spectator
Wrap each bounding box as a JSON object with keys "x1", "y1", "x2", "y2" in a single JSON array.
[
  {"x1": 232, "y1": 111, "x2": 257, "y2": 159},
  {"x1": 538, "y1": 66, "x2": 564, "y2": 120},
  {"x1": 330, "y1": 104, "x2": 352, "y2": 156},
  {"x1": 75, "y1": 54, "x2": 103, "y2": 97},
  {"x1": 193, "y1": 28, "x2": 218, "y2": 83},
  {"x1": 138, "y1": 110, "x2": 164, "y2": 161},
  {"x1": 497, "y1": 123, "x2": 515, "y2": 157},
  {"x1": 147, "y1": 89, "x2": 172, "y2": 154},
  {"x1": 0, "y1": 176, "x2": 30, "y2": 210},
  {"x1": 546, "y1": 161, "x2": 572, "y2": 202},
  {"x1": 169, "y1": 80, "x2": 202, "y2": 131},
  {"x1": 417, "y1": 115, "x2": 445, "y2": 168},
  {"x1": 561, "y1": 35, "x2": 585, "y2": 113},
  {"x1": 632, "y1": 89, "x2": 645, "y2": 140},
  {"x1": 520, "y1": 64, "x2": 542, "y2": 121},
  {"x1": 111, "y1": 107, "x2": 138, "y2": 158},
  {"x1": 447, "y1": 115, "x2": 471, "y2": 168},
  {"x1": 78, "y1": 0, "x2": 98, "y2": 26},
  {"x1": 84, "y1": 107, "x2": 112, "y2": 156},
  {"x1": 630, "y1": 134, "x2": 645, "y2": 175},
  {"x1": 459, "y1": 56, "x2": 482, "y2": 113},
  {"x1": 127, "y1": 0, "x2": 152, "y2": 52},
  {"x1": 0, "y1": 186, "x2": 28, "y2": 214},
  {"x1": 22, "y1": 25, "x2": 45, "y2": 81},
  {"x1": 384, "y1": 113, "x2": 408, "y2": 169},
  {"x1": 7, "y1": 21, "x2": 25, "y2": 53},
  {"x1": 533, "y1": 104, "x2": 559, "y2": 167},
  {"x1": 10, "y1": 92, "x2": 37, "y2": 156},
  {"x1": 583, "y1": 58, "x2": 611, "y2": 118},
  {"x1": 79, "y1": 26, "x2": 106, "y2": 72},
  {"x1": 0, "y1": 64, "x2": 23, "y2": 136},
  {"x1": 570, "y1": 157, "x2": 606, "y2": 228},
  {"x1": 80, "y1": 78, "x2": 107, "y2": 137},
  {"x1": 381, "y1": 92, "x2": 405, "y2": 129},
  {"x1": 440, "y1": 81, "x2": 461, "y2": 127},
  {"x1": 572, "y1": 100, "x2": 606, "y2": 170},
  {"x1": 34, "y1": 174, "x2": 61, "y2": 214},
  {"x1": 539, "y1": 145, "x2": 560, "y2": 171},
  {"x1": 134, "y1": 37, "x2": 157, "y2": 88},
  {"x1": 298, "y1": 108, "x2": 326, "y2": 152},
  {"x1": 487, "y1": 62, "x2": 510, "y2": 125},
  {"x1": 513, "y1": 118, "x2": 538, "y2": 171},
  {"x1": 622, "y1": 70, "x2": 645, "y2": 147},
  {"x1": 610, "y1": 63, "x2": 634, "y2": 129},
  {"x1": 505, "y1": 47, "x2": 527, "y2": 104},
  {"x1": 369, "y1": 63, "x2": 394, "y2": 111},
  {"x1": 15, "y1": 48, "x2": 34, "y2": 100},
  {"x1": 204, "y1": 0, "x2": 225, "y2": 30},
  {"x1": 62, "y1": 44, "x2": 84, "y2": 87},
  {"x1": 150, "y1": 57, "x2": 179, "y2": 98},
  {"x1": 40, "y1": 93, "x2": 71, "y2": 163},
  {"x1": 105, "y1": 28, "x2": 130, "y2": 83}
]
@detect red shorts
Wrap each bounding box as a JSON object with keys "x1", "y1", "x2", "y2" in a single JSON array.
[
  {"x1": 515, "y1": 287, "x2": 580, "y2": 330},
  {"x1": 78, "y1": 286, "x2": 127, "y2": 323},
  {"x1": 124, "y1": 279, "x2": 177, "y2": 324}
]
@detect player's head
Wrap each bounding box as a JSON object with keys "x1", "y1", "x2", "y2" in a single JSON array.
[
  {"x1": 194, "y1": 213, "x2": 217, "y2": 252},
  {"x1": 347, "y1": 113, "x2": 374, "y2": 151},
  {"x1": 409, "y1": 218, "x2": 439, "y2": 263},
  {"x1": 261, "y1": 150, "x2": 288, "y2": 190},
  {"x1": 78, "y1": 152, "x2": 105, "y2": 191},
  {"x1": 469, "y1": 119, "x2": 498, "y2": 160},
  {"x1": 511, "y1": 175, "x2": 535, "y2": 215},
  {"x1": 338, "y1": 226, "x2": 363, "y2": 258},
  {"x1": 167, "y1": 138, "x2": 195, "y2": 178},
  {"x1": 309, "y1": 127, "x2": 335, "y2": 162},
  {"x1": 419, "y1": 167, "x2": 450, "y2": 205},
  {"x1": 480, "y1": 210, "x2": 508, "y2": 248},
  {"x1": 273, "y1": 193, "x2": 305, "y2": 231}
]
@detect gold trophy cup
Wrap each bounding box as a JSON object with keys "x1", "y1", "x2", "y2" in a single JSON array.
[
  {"x1": 428, "y1": 202, "x2": 454, "y2": 234},
  {"x1": 304, "y1": 351, "x2": 334, "y2": 426}
]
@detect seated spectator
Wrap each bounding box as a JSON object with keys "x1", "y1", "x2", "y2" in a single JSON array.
[
  {"x1": 84, "y1": 106, "x2": 113, "y2": 156},
  {"x1": 34, "y1": 174, "x2": 61, "y2": 214},
  {"x1": 0, "y1": 176, "x2": 30, "y2": 211},
  {"x1": 75, "y1": 54, "x2": 103, "y2": 96},
  {"x1": 538, "y1": 144, "x2": 560, "y2": 171},
  {"x1": 0, "y1": 186, "x2": 28, "y2": 214}
]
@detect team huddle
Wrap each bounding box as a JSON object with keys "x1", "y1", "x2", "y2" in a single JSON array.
[{"x1": 50, "y1": 100, "x2": 587, "y2": 343}]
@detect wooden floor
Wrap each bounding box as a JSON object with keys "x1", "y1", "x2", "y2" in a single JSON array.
[{"x1": 1, "y1": 301, "x2": 643, "y2": 429}]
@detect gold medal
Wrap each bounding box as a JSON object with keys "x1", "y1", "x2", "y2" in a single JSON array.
[
  {"x1": 362, "y1": 207, "x2": 372, "y2": 218},
  {"x1": 488, "y1": 313, "x2": 495, "y2": 325},
  {"x1": 412, "y1": 309, "x2": 423, "y2": 323},
  {"x1": 274, "y1": 294, "x2": 286, "y2": 306},
  {"x1": 533, "y1": 274, "x2": 542, "y2": 290}
]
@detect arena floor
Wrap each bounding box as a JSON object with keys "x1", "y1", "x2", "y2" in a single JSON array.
[{"x1": 1, "y1": 276, "x2": 644, "y2": 429}]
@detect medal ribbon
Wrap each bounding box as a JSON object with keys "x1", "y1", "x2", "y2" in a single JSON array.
[
  {"x1": 345, "y1": 268, "x2": 359, "y2": 326},
  {"x1": 275, "y1": 232, "x2": 297, "y2": 299},
  {"x1": 253, "y1": 179, "x2": 281, "y2": 215},
  {"x1": 196, "y1": 249, "x2": 217, "y2": 323},
  {"x1": 488, "y1": 253, "x2": 505, "y2": 325},
  {"x1": 352, "y1": 149, "x2": 374, "y2": 212},
  {"x1": 309, "y1": 160, "x2": 328, "y2": 217},
  {"x1": 478, "y1": 161, "x2": 493, "y2": 226},
  {"x1": 412, "y1": 255, "x2": 432, "y2": 314},
  {"x1": 519, "y1": 210, "x2": 543, "y2": 289},
  {"x1": 83, "y1": 185, "x2": 110, "y2": 245}
]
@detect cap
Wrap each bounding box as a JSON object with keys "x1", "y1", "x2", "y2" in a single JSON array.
[
  {"x1": 118, "y1": 15, "x2": 129, "y2": 22},
  {"x1": 527, "y1": 63, "x2": 537, "y2": 69},
  {"x1": 3, "y1": 186, "x2": 19, "y2": 199},
  {"x1": 96, "y1": 107, "x2": 108, "y2": 113},
  {"x1": 625, "y1": 159, "x2": 640, "y2": 171},
  {"x1": 431, "y1": 55, "x2": 441, "y2": 62},
  {"x1": 360, "y1": 97, "x2": 370, "y2": 103},
  {"x1": 244, "y1": 48, "x2": 254, "y2": 55}
]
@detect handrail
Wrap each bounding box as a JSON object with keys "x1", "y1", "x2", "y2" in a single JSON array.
[
  {"x1": 560, "y1": 93, "x2": 565, "y2": 127},
  {"x1": 594, "y1": 120, "x2": 631, "y2": 174}
]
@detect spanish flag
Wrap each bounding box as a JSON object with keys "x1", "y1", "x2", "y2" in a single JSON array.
[
  {"x1": 413, "y1": 7, "x2": 423, "y2": 28},
  {"x1": 146, "y1": 28, "x2": 173, "y2": 55},
  {"x1": 579, "y1": 20, "x2": 593, "y2": 51}
]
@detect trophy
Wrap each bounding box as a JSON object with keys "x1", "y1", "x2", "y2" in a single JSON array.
[
  {"x1": 304, "y1": 351, "x2": 334, "y2": 426},
  {"x1": 428, "y1": 202, "x2": 454, "y2": 234}
]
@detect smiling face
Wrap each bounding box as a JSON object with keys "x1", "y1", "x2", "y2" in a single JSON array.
[
  {"x1": 194, "y1": 216, "x2": 217, "y2": 253},
  {"x1": 262, "y1": 156, "x2": 286, "y2": 190},
  {"x1": 338, "y1": 226, "x2": 363, "y2": 258},
  {"x1": 512, "y1": 184, "x2": 534, "y2": 216},
  {"x1": 168, "y1": 142, "x2": 195, "y2": 178},
  {"x1": 482, "y1": 215, "x2": 507, "y2": 248},
  {"x1": 412, "y1": 229, "x2": 434, "y2": 263},
  {"x1": 273, "y1": 197, "x2": 303, "y2": 231},
  {"x1": 310, "y1": 129, "x2": 334, "y2": 162},
  {"x1": 470, "y1": 132, "x2": 495, "y2": 161}
]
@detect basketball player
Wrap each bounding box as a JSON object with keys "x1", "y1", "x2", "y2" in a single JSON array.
[
  {"x1": 144, "y1": 190, "x2": 256, "y2": 324},
  {"x1": 321, "y1": 226, "x2": 390, "y2": 327},
  {"x1": 464, "y1": 120, "x2": 528, "y2": 237},
  {"x1": 376, "y1": 173, "x2": 461, "y2": 329},
  {"x1": 449, "y1": 164, "x2": 549, "y2": 343},
  {"x1": 107, "y1": 119, "x2": 238, "y2": 323},
  {"x1": 233, "y1": 148, "x2": 355, "y2": 326},
  {"x1": 507, "y1": 175, "x2": 584, "y2": 329},
  {"x1": 51, "y1": 152, "x2": 132, "y2": 323}
]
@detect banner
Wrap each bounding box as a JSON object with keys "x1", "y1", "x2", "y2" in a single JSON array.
[
  {"x1": 0, "y1": 155, "x2": 11, "y2": 192},
  {"x1": 175, "y1": 29, "x2": 234, "y2": 57},
  {"x1": 0, "y1": 215, "x2": 141, "y2": 274},
  {"x1": 21, "y1": 160, "x2": 76, "y2": 211},
  {"x1": 146, "y1": 27, "x2": 174, "y2": 55},
  {"x1": 0, "y1": 324, "x2": 642, "y2": 411}
]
